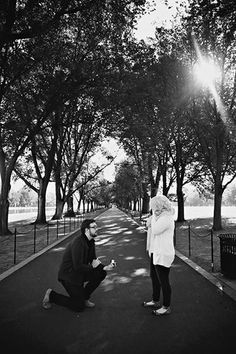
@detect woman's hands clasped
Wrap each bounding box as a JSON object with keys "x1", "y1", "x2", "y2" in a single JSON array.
[{"x1": 103, "y1": 259, "x2": 117, "y2": 271}]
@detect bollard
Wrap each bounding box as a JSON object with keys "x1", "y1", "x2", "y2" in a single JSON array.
[
  {"x1": 14, "y1": 228, "x2": 17, "y2": 264},
  {"x1": 64, "y1": 217, "x2": 66, "y2": 235}
]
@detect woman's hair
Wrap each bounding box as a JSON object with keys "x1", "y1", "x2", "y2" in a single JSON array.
[
  {"x1": 150, "y1": 195, "x2": 174, "y2": 213},
  {"x1": 81, "y1": 219, "x2": 96, "y2": 236}
]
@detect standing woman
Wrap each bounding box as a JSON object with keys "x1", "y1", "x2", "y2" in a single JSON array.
[{"x1": 143, "y1": 195, "x2": 175, "y2": 315}]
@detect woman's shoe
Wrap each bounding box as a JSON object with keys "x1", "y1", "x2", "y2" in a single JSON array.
[
  {"x1": 85, "y1": 300, "x2": 95, "y2": 308},
  {"x1": 143, "y1": 300, "x2": 160, "y2": 308},
  {"x1": 152, "y1": 306, "x2": 171, "y2": 316}
]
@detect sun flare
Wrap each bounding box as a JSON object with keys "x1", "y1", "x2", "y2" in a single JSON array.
[
  {"x1": 193, "y1": 58, "x2": 221, "y2": 88},
  {"x1": 192, "y1": 37, "x2": 228, "y2": 124}
]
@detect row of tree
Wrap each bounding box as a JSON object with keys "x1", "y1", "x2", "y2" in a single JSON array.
[
  {"x1": 1, "y1": 1, "x2": 236, "y2": 235},
  {"x1": 110, "y1": 0, "x2": 236, "y2": 230},
  {"x1": 9, "y1": 181, "x2": 112, "y2": 211},
  {"x1": 0, "y1": 0, "x2": 146, "y2": 235},
  {"x1": 112, "y1": 160, "x2": 236, "y2": 209}
]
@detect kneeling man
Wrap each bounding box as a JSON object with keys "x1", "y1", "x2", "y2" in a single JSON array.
[{"x1": 42, "y1": 218, "x2": 115, "y2": 312}]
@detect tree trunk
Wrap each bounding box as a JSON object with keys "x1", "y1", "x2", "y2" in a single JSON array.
[
  {"x1": 52, "y1": 153, "x2": 64, "y2": 219},
  {"x1": 82, "y1": 198, "x2": 86, "y2": 214},
  {"x1": 36, "y1": 191, "x2": 47, "y2": 224},
  {"x1": 0, "y1": 153, "x2": 12, "y2": 235},
  {"x1": 123, "y1": 198, "x2": 129, "y2": 209},
  {"x1": 213, "y1": 131, "x2": 224, "y2": 230},
  {"x1": 162, "y1": 168, "x2": 171, "y2": 196},
  {"x1": 148, "y1": 154, "x2": 160, "y2": 197},
  {"x1": 176, "y1": 182, "x2": 185, "y2": 222},
  {"x1": 213, "y1": 181, "x2": 223, "y2": 230},
  {"x1": 35, "y1": 127, "x2": 58, "y2": 224},
  {"x1": 52, "y1": 174, "x2": 64, "y2": 219},
  {"x1": 52, "y1": 200, "x2": 64, "y2": 220},
  {"x1": 86, "y1": 200, "x2": 90, "y2": 213},
  {"x1": 0, "y1": 197, "x2": 11, "y2": 235},
  {"x1": 77, "y1": 189, "x2": 84, "y2": 214},
  {"x1": 142, "y1": 183, "x2": 150, "y2": 214},
  {"x1": 77, "y1": 199, "x2": 82, "y2": 214},
  {"x1": 174, "y1": 141, "x2": 185, "y2": 222},
  {"x1": 65, "y1": 194, "x2": 76, "y2": 217}
]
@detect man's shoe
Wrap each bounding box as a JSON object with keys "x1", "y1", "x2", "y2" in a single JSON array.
[
  {"x1": 152, "y1": 306, "x2": 171, "y2": 316},
  {"x1": 85, "y1": 300, "x2": 95, "y2": 308},
  {"x1": 42, "y1": 288, "x2": 52, "y2": 309},
  {"x1": 143, "y1": 300, "x2": 160, "y2": 308}
]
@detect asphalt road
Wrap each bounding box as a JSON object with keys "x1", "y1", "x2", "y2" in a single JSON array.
[{"x1": 0, "y1": 207, "x2": 236, "y2": 354}]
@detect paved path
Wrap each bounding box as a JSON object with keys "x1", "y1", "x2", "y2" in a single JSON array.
[{"x1": 0, "y1": 207, "x2": 236, "y2": 354}]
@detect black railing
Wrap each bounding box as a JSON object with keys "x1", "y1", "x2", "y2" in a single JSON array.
[
  {"x1": 178, "y1": 223, "x2": 215, "y2": 272},
  {"x1": 12, "y1": 215, "x2": 84, "y2": 266},
  {"x1": 0, "y1": 207, "x2": 108, "y2": 275}
]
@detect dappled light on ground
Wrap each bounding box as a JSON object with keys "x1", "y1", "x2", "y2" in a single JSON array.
[
  {"x1": 123, "y1": 230, "x2": 133, "y2": 235},
  {"x1": 104, "y1": 223, "x2": 118, "y2": 227},
  {"x1": 131, "y1": 268, "x2": 149, "y2": 277},
  {"x1": 101, "y1": 274, "x2": 132, "y2": 292},
  {"x1": 123, "y1": 238, "x2": 132, "y2": 242},
  {"x1": 96, "y1": 237, "x2": 113, "y2": 246},
  {"x1": 93, "y1": 208, "x2": 150, "y2": 294}
]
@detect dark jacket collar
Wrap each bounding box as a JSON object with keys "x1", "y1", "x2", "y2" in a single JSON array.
[{"x1": 82, "y1": 233, "x2": 94, "y2": 247}]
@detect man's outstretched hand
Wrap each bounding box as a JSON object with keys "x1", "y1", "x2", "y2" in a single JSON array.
[{"x1": 91, "y1": 258, "x2": 102, "y2": 268}]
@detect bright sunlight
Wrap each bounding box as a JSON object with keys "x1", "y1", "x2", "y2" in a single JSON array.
[
  {"x1": 193, "y1": 57, "x2": 221, "y2": 88},
  {"x1": 192, "y1": 37, "x2": 228, "y2": 124}
]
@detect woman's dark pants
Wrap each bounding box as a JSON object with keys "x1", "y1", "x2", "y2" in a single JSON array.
[{"x1": 150, "y1": 254, "x2": 171, "y2": 307}]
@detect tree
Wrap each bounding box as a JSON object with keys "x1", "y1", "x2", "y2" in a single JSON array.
[
  {"x1": 0, "y1": 0, "x2": 147, "y2": 234},
  {"x1": 82, "y1": 178, "x2": 113, "y2": 210},
  {"x1": 185, "y1": 0, "x2": 236, "y2": 230},
  {"x1": 113, "y1": 161, "x2": 140, "y2": 209},
  {"x1": 52, "y1": 108, "x2": 113, "y2": 219}
]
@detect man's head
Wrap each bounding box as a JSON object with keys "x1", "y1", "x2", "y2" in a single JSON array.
[{"x1": 81, "y1": 219, "x2": 98, "y2": 239}]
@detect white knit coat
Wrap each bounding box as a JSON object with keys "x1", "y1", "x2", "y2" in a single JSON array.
[{"x1": 146, "y1": 211, "x2": 175, "y2": 268}]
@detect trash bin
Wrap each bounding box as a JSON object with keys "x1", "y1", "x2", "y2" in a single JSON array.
[{"x1": 218, "y1": 234, "x2": 236, "y2": 279}]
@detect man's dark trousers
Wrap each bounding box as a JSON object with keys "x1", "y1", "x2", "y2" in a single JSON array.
[{"x1": 50, "y1": 267, "x2": 107, "y2": 311}]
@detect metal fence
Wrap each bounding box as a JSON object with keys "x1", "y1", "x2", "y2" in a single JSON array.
[
  {"x1": 174, "y1": 222, "x2": 217, "y2": 272},
  {"x1": 0, "y1": 207, "x2": 108, "y2": 276},
  {"x1": 12, "y1": 215, "x2": 84, "y2": 266}
]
